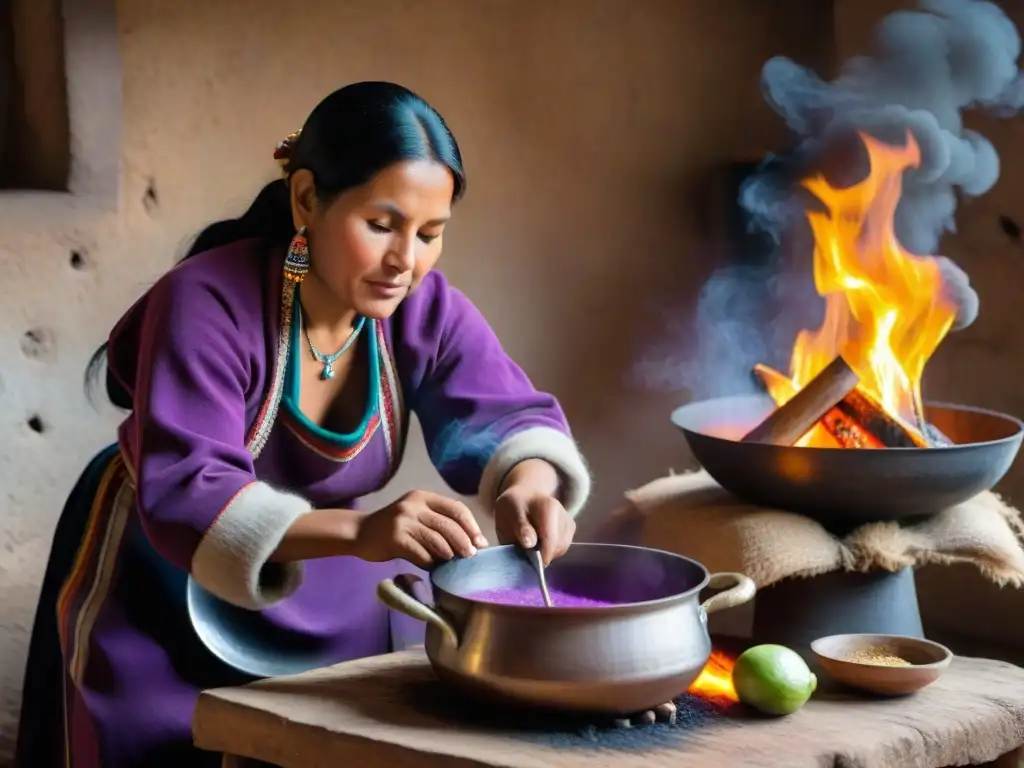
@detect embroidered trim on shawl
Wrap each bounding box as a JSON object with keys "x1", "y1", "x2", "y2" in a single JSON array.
[
  {"x1": 279, "y1": 316, "x2": 404, "y2": 469},
  {"x1": 376, "y1": 319, "x2": 405, "y2": 472},
  {"x1": 244, "y1": 278, "x2": 296, "y2": 460},
  {"x1": 56, "y1": 452, "x2": 133, "y2": 684},
  {"x1": 280, "y1": 410, "x2": 382, "y2": 462},
  {"x1": 240, "y1": 267, "x2": 405, "y2": 470}
]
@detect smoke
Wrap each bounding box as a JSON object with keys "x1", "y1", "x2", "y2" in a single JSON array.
[
  {"x1": 745, "y1": 0, "x2": 1024, "y2": 334},
  {"x1": 630, "y1": 265, "x2": 819, "y2": 398},
  {"x1": 747, "y1": 0, "x2": 1023, "y2": 258},
  {"x1": 636, "y1": 0, "x2": 1016, "y2": 396}
]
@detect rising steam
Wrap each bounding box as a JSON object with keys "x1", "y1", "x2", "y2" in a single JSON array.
[
  {"x1": 748, "y1": 0, "x2": 1024, "y2": 253},
  {"x1": 637, "y1": 0, "x2": 1018, "y2": 397}
]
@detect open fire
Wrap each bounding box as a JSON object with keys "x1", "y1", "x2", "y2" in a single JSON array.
[
  {"x1": 743, "y1": 131, "x2": 958, "y2": 450},
  {"x1": 688, "y1": 650, "x2": 738, "y2": 704}
]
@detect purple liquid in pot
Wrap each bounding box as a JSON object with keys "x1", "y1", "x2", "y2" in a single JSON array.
[{"x1": 467, "y1": 586, "x2": 615, "y2": 608}]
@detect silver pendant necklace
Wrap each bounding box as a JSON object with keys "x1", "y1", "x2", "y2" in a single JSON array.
[{"x1": 301, "y1": 309, "x2": 366, "y2": 380}]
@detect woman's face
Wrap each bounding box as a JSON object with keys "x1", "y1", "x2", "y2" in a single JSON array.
[{"x1": 294, "y1": 159, "x2": 455, "y2": 319}]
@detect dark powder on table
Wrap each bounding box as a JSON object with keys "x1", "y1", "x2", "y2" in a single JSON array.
[
  {"x1": 402, "y1": 676, "x2": 736, "y2": 751},
  {"x1": 466, "y1": 586, "x2": 615, "y2": 608}
]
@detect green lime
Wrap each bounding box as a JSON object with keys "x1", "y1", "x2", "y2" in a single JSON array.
[{"x1": 732, "y1": 644, "x2": 817, "y2": 716}]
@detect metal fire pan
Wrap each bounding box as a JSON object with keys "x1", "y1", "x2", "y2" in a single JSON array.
[{"x1": 671, "y1": 395, "x2": 1023, "y2": 526}]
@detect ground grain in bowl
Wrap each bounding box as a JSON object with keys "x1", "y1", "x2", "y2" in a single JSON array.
[{"x1": 843, "y1": 646, "x2": 912, "y2": 667}]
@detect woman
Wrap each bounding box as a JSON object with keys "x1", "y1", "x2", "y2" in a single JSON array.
[{"x1": 16, "y1": 81, "x2": 591, "y2": 767}]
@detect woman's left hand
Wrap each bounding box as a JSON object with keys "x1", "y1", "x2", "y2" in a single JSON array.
[{"x1": 493, "y1": 486, "x2": 576, "y2": 566}]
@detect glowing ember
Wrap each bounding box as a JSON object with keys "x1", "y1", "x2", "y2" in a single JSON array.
[
  {"x1": 759, "y1": 131, "x2": 957, "y2": 448},
  {"x1": 688, "y1": 649, "x2": 738, "y2": 703}
]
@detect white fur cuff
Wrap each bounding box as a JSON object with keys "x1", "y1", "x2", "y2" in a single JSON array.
[
  {"x1": 478, "y1": 426, "x2": 592, "y2": 516},
  {"x1": 191, "y1": 481, "x2": 310, "y2": 610}
]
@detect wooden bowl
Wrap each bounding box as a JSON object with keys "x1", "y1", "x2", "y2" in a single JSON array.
[{"x1": 810, "y1": 634, "x2": 953, "y2": 696}]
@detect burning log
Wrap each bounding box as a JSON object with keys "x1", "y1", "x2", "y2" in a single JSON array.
[
  {"x1": 751, "y1": 363, "x2": 941, "y2": 448},
  {"x1": 833, "y1": 388, "x2": 927, "y2": 448},
  {"x1": 742, "y1": 356, "x2": 860, "y2": 446},
  {"x1": 752, "y1": 364, "x2": 882, "y2": 449},
  {"x1": 820, "y1": 410, "x2": 885, "y2": 449}
]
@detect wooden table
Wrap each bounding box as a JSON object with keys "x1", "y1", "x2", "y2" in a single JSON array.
[{"x1": 194, "y1": 649, "x2": 1024, "y2": 768}]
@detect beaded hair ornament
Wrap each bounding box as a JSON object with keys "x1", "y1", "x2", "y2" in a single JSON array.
[
  {"x1": 275, "y1": 129, "x2": 309, "y2": 283},
  {"x1": 274, "y1": 129, "x2": 302, "y2": 178}
]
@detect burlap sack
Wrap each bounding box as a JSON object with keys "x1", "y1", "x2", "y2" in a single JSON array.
[{"x1": 603, "y1": 470, "x2": 1024, "y2": 589}]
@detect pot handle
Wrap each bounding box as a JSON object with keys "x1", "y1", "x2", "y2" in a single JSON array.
[
  {"x1": 701, "y1": 572, "x2": 757, "y2": 616},
  {"x1": 377, "y1": 574, "x2": 459, "y2": 648}
]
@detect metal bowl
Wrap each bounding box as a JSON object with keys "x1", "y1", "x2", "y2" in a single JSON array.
[
  {"x1": 187, "y1": 577, "x2": 341, "y2": 679},
  {"x1": 378, "y1": 543, "x2": 755, "y2": 714},
  {"x1": 670, "y1": 395, "x2": 1023, "y2": 525}
]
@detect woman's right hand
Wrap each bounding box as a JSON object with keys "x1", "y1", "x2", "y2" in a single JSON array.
[{"x1": 354, "y1": 490, "x2": 490, "y2": 568}]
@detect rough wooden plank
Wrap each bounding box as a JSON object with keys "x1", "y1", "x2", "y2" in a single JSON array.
[{"x1": 193, "y1": 649, "x2": 1024, "y2": 768}]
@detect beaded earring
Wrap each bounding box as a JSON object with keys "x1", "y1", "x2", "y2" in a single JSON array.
[{"x1": 284, "y1": 226, "x2": 309, "y2": 283}]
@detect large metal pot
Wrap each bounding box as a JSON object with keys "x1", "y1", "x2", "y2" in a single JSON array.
[{"x1": 377, "y1": 543, "x2": 755, "y2": 714}]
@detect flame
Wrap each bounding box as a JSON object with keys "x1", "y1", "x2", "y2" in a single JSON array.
[
  {"x1": 760, "y1": 131, "x2": 957, "y2": 447},
  {"x1": 688, "y1": 649, "x2": 738, "y2": 703}
]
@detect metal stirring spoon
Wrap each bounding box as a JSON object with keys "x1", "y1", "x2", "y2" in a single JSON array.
[{"x1": 527, "y1": 548, "x2": 555, "y2": 607}]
